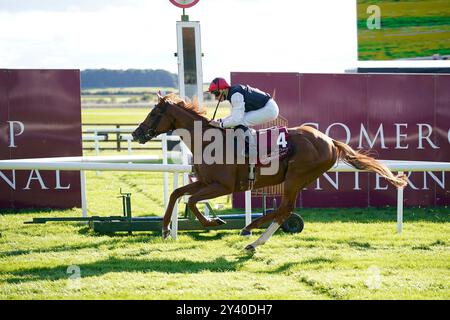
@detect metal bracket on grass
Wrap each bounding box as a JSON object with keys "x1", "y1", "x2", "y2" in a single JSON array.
[{"x1": 118, "y1": 188, "x2": 133, "y2": 234}]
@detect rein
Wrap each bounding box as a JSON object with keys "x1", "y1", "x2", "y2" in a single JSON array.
[{"x1": 211, "y1": 91, "x2": 223, "y2": 121}]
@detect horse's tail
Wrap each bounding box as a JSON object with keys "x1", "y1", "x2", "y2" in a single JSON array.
[{"x1": 332, "y1": 140, "x2": 407, "y2": 188}]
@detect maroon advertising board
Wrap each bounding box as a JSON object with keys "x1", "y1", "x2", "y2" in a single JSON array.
[
  {"x1": 231, "y1": 72, "x2": 450, "y2": 208},
  {"x1": 0, "y1": 69, "x2": 82, "y2": 209}
]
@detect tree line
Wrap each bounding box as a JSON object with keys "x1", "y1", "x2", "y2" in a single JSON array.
[{"x1": 81, "y1": 69, "x2": 178, "y2": 89}]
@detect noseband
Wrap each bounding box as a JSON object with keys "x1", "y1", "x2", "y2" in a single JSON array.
[{"x1": 137, "y1": 102, "x2": 169, "y2": 141}]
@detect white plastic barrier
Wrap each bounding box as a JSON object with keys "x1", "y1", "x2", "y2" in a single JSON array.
[
  {"x1": 0, "y1": 150, "x2": 449, "y2": 235},
  {"x1": 82, "y1": 135, "x2": 107, "y2": 156},
  {"x1": 0, "y1": 160, "x2": 191, "y2": 172},
  {"x1": 83, "y1": 130, "x2": 182, "y2": 156}
]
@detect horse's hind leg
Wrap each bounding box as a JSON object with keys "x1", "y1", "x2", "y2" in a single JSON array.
[
  {"x1": 240, "y1": 209, "x2": 280, "y2": 235},
  {"x1": 244, "y1": 170, "x2": 322, "y2": 252},
  {"x1": 241, "y1": 175, "x2": 301, "y2": 234},
  {"x1": 243, "y1": 190, "x2": 298, "y2": 252}
]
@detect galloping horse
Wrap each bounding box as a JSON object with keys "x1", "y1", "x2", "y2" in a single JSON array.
[{"x1": 132, "y1": 93, "x2": 407, "y2": 252}]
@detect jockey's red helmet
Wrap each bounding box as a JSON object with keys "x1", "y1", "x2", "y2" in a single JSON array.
[{"x1": 208, "y1": 77, "x2": 230, "y2": 93}]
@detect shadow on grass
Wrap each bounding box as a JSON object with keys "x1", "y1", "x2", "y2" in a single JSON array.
[
  {"x1": 262, "y1": 256, "x2": 338, "y2": 275},
  {"x1": 0, "y1": 232, "x2": 180, "y2": 258},
  {"x1": 0, "y1": 237, "x2": 144, "y2": 258},
  {"x1": 77, "y1": 227, "x2": 159, "y2": 239},
  {"x1": 5, "y1": 255, "x2": 255, "y2": 284},
  {"x1": 347, "y1": 241, "x2": 372, "y2": 250},
  {"x1": 5, "y1": 252, "x2": 346, "y2": 284},
  {"x1": 183, "y1": 231, "x2": 231, "y2": 242}
]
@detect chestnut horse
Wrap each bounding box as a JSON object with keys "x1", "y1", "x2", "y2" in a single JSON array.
[{"x1": 132, "y1": 93, "x2": 407, "y2": 252}]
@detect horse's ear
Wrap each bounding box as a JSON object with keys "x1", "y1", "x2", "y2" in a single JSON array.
[{"x1": 157, "y1": 91, "x2": 164, "y2": 102}]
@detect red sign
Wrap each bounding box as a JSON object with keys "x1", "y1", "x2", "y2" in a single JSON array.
[
  {"x1": 231, "y1": 72, "x2": 450, "y2": 208},
  {"x1": 0, "y1": 69, "x2": 82, "y2": 209},
  {"x1": 169, "y1": 0, "x2": 200, "y2": 9}
]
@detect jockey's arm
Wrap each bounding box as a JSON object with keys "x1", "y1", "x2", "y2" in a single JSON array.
[{"x1": 220, "y1": 92, "x2": 245, "y2": 128}]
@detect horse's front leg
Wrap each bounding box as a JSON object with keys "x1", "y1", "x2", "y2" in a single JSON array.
[
  {"x1": 162, "y1": 181, "x2": 204, "y2": 239},
  {"x1": 187, "y1": 182, "x2": 232, "y2": 227}
]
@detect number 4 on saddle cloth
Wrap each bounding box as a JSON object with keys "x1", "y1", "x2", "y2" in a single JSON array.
[{"x1": 252, "y1": 126, "x2": 290, "y2": 166}]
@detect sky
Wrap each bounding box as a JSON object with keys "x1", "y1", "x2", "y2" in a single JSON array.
[{"x1": 0, "y1": 0, "x2": 448, "y2": 83}]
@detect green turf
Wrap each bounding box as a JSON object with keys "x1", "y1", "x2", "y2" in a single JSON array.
[{"x1": 0, "y1": 170, "x2": 448, "y2": 300}]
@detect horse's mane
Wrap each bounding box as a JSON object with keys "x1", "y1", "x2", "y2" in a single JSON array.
[{"x1": 164, "y1": 93, "x2": 209, "y2": 121}]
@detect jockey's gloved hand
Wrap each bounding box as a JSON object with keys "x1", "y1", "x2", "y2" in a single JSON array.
[{"x1": 209, "y1": 119, "x2": 223, "y2": 128}]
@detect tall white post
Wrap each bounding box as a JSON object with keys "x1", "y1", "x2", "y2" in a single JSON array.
[
  {"x1": 176, "y1": 20, "x2": 203, "y2": 110},
  {"x1": 397, "y1": 171, "x2": 404, "y2": 234}
]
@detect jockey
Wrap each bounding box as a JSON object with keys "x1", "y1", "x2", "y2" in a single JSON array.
[{"x1": 207, "y1": 77, "x2": 279, "y2": 157}]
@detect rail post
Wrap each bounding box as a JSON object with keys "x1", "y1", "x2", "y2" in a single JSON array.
[
  {"x1": 116, "y1": 125, "x2": 120, "y2": 151},
  {"x1": 245, "y1": 190, "x2": 252, "y2": 227},
  {"x1": 80, "y1": 170, "x2": 87, "y2": 218},
  {"x1": 171, "y1": 172, "x2": 179, "y2": 239},
  {"x1": 397, "y1": 171, "x2": 405, "y2": 234}
]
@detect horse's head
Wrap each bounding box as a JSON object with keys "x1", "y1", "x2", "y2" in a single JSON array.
[{"x1": 132, "y1": 93, "x2": 175, "y2": 144}]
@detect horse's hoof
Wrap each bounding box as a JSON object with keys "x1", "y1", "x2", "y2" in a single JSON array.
[
  {"x1": 213, "y1": 217, "x2": 226, "y2": 226},
  {"x1": 244, "y1": 244, "x2": 256, "y2": 253},
  {"x1": 162, "y1": 229, "x2": 171, "y2": 240},
  {"x1": 240, "y1": 229, "x2": 252, "y2": 237}
]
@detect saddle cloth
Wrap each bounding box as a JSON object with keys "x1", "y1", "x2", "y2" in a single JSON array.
[{"x1": 255, "y1": 126, "x2": 290, "y2": 166}]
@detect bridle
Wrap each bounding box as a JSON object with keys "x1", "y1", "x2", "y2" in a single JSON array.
[{"x1": 134, "y1": 102, "x2": 170, "y2": 142}]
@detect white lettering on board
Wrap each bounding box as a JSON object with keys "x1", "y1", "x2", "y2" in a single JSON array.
[
  {"x1": 0, "y1": 170, "x2": 16, "y2": 189},
  {"x1": 7, "y1": 121, "x2": 25, "y2": 148},
  {"x1": 359, "y1": 123, "x2": 387, "y2": 149},
  {"x1": 23, "y1": 170, "x2": 49, "y2": 190},
  {"x1": 395, "y1": 123, "x2": 409, "y2": 149},
  {"x1": 417, "y1": 124, "x2": 439, "y2": 149},
  {"x1": 55, "y1": 170, "x2": 71, "y2": 190}
]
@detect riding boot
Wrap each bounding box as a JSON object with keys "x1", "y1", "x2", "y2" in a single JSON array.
[
  {"x1": 244, "y1": 128, "x2": 257, "y2": 163},
  {"x1": 234, "y1": 125, "x2": 257, "y2": 163}
]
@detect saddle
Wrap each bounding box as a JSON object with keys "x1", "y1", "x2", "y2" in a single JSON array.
[
  {"x1": 234, "y1": 125, "x2": 291, "y2": 190},
  {"x1": 234, "y1": 126, "x2": 290, "y2": 165}
]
